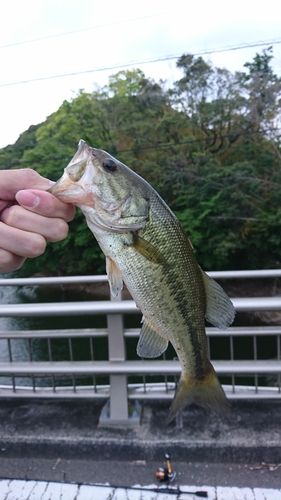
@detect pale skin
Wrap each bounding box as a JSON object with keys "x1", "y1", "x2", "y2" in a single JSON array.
[{"x1": 0, "y1": 169, "x2": 75, "y2": 273}]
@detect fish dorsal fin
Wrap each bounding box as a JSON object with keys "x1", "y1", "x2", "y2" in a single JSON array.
[
  {"x1": 201, "y1": 270, "x2": 236, "y2": 329},
  {"x1": 137, "y1": 317, "x2": 169, "y2": 358},
  {"x1": 106, "y1": 256, "x2": 123, "y2": 298},
  {"x1": 128, "y1": 233, "x2": 167, "y2": 265}
]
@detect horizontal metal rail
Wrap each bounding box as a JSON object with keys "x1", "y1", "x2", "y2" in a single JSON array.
[
  {"x1": 1, "y1": 297, "x2": 281, "y2": 317},
  {"x1": 0, "y1": 328, "x2": 109, "y2": 339},
  {"x1": 0, "y1": 275, "x2": 108, "y2": 286},
  {"x1": 0, "y1": 300, "x2": 138, "y2": 316},
  {"x1": 208, "y1": 269, "x2": 281, "y2": 279},
  {"x1": 0, "y1": 326, "x2": 281, "y2": 339},
  {"x1": 1, "y1": 270, "x2": 281, "y2": 423},
  {"x1": 0, "y1": 359, "x2": 280, "y2": 375},
  {"x1": 1, "y1": 269, "x2": 281, "y2": 287}
]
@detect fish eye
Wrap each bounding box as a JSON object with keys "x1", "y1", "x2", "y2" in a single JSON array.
[{"x1": 102, "y1": 159, "x2": 117, "y2": 173}]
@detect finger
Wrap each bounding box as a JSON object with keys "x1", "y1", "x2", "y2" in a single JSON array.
[
  {"x1": 0, "y1": 222, "x2": 46, "y2": 258},
  {"x1": 0, "y1": 200, "x2": 13, "y2": 213},
  {"x1": 0, "y1": 169, "x2": 53, "y2": 200},
  {"x1": 16, "y1": 189, "x2": 76, "y2": 222},
  {"x1": 0, "y1": 249, "x2": 25, "y2": 274},
  {"x1": 1, "y1": 205, "x2": 70, "y2": 243}
]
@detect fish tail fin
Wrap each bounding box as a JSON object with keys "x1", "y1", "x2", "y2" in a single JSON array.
[{"x1": 167, "y1": 362, "x2": 229, "y2": 424}]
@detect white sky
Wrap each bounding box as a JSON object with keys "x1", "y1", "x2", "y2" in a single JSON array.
[{"x1": 1, "y1": 0, "x2": 281, "y2": 150}]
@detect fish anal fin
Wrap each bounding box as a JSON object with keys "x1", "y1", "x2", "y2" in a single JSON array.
[
  {"x1": 201, "y1": 269, "x2": 236, "y2": 329},
  {"x1": 167, "y1": 361, "x2": 229, "y2": 424},
  {"x1": 127, "y1": 233, "x2": 166, "y2": 265},
  {"x1": 106, "y1": 256, "x2": 123, "y2": 298},
  {"x1": 137, "y1": 318, "x2": 168, "y2": 358}
]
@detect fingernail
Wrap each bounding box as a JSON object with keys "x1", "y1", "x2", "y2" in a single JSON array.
[{"x1": 16, "y1": 190, "x2": 40, "y2": 208}]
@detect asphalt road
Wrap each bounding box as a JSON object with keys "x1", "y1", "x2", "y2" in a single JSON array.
[
  {"x1": 0, "y1": 398, "x2": 280, "y2": 490},
  {"x1": 0, "y1": 457, "x2": 280, "y2": 490}
]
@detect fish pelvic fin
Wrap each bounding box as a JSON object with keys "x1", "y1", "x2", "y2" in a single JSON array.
[
  {"x1": 167, "y1": 361, "x2": 229, "y2": 424},
  {"x1": 106, "y1": 256, "x2": 123, "y2": 298}
]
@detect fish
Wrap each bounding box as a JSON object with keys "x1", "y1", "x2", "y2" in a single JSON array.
[{"x1": 49, "y1": 139, "x2": 235, "y2": 423}]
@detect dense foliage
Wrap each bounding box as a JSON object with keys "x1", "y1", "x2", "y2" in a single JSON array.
[{"x1": 1, "y1": 48, "x2": 281, "y2": 275}]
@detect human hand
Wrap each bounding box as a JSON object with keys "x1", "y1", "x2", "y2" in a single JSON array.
[{"x1": 0, "y1": 169, "x2": 75, "y2": 273}]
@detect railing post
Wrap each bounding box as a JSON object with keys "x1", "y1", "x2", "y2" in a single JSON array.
[{"x1": 99, "y1": 292, "x2": 140, "y2": 426}]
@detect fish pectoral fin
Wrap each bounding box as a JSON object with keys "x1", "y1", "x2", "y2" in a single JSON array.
[
  {"x1": 137, "y1": 318, "x2": 169, "y2": 358},
  {"x1": 127, "y1": 233, "x2": 166, "y2": 265},
  {"x1": 106, "y1": 256, "x2": 123, "y2": 298},
  {"x1": 201, "y1": 269, "x2": 236, "y2": 329}
]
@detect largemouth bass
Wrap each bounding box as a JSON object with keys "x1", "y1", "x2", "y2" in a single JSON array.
[{"x1": 50, "y1": 140, "x2": 235, "y2": 422}]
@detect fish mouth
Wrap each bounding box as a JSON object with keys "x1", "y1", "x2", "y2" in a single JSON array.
[
  {"x1": 77, "y1": 139, "x2": 91, "y2": 154},
  {"x1": 48, "y1": 140, "x2": 95, "y2": 205},
  {"x1": 48, "y1": 174, "x2": 85, "y2": 202},
  {"x1": 49, "y1": 171, "x2": 96, "y2": 206}
]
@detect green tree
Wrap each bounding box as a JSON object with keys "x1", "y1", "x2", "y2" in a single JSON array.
[
  {"x1": 239, "y1": 47, "x2": 281, "y2": 133},
  {"x1": 0, "y1": 52, "x2": 280, "y2": 275}
]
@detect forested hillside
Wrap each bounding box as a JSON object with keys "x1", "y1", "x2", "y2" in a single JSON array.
[{"x1": 1, "y1": 48, "x2": 280, "y2": 275}]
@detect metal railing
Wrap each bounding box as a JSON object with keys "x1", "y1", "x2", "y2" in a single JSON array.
[{"x1": 0, "y1": 270, "x2": 281, "y2": 425}]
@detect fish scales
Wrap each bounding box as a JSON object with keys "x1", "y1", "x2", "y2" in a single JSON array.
[
  {"x1": 116, "y1": 191, "x2": 208, "y2": 375},
  {"x1": 49, "y1": 140, "x2": 235, "y2": 422}
]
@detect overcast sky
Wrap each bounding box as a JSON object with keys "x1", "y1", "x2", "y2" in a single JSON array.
[{"x1": 1, "y1": 0, "x2": 281, "y2": 150}]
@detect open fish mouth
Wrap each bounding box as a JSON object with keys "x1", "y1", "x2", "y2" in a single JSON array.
[
  {"x1": 48, "y1": 172, "x2": 86, "y2": 203},
  {"x1": 48, "y1": 141, "x2": 95, "y2": 205}
]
